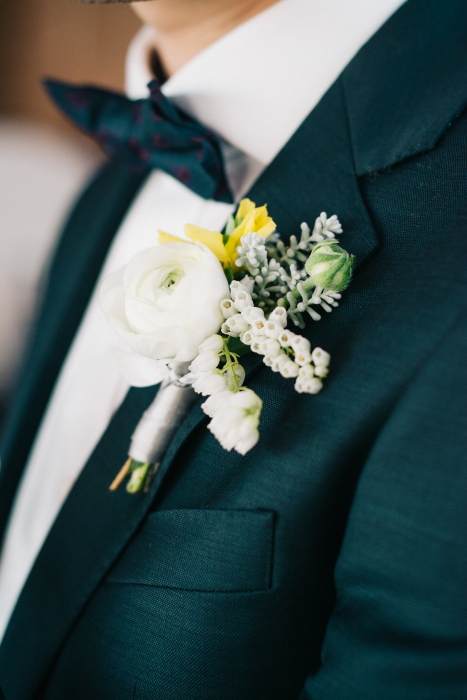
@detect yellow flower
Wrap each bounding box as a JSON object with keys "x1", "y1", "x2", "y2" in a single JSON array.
[
  {"x1": 158, "y1": 198, "x2": 276, "y2": 270},
  {"x1": 158, "y1": 227, "x2": 228, "y2": 265},
  {"x1": 224, "y1": 199, "x2": 276, "y2": 267}
]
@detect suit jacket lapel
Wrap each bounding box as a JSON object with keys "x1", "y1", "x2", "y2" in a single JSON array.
[
  {"x1": 342, "y1": 0, "x2": 467, "y2": 176},
  {"x1": 2, "y1": 1, "x2": 467, "y2": 696}
]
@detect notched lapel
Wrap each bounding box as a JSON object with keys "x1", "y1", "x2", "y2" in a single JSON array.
[
  {"x1": 343, "y1": 0, "x2": 467, "y2": 175},
  {"x1": 249, "y1": 79, "x2": 379, "y2": 269}
]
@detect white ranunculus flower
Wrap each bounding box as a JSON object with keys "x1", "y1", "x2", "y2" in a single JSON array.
[{"x1": 99, "y1": 241, "x2": 229, "y2": 362}]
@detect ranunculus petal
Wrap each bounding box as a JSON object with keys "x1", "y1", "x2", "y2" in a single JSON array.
[
  {"x1": 99, "y1": 241, "x2": 229, "y2": 363},
  {"x1": 110, "y1": 347, "x2": 170, "y2": 387}
]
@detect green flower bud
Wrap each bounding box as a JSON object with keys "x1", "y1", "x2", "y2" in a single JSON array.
[{"x1": 305, "y1": 240, "x2": 354, "y2": 291}]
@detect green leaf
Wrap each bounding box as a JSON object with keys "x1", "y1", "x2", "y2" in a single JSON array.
[
  {"x1": 224, "y1": 214, "x2": 235, "y2": 237},
  {"x1": 227, "y1": 336, "x2": 251, "y2": 356},
  {"x1": 224, "y1": 263, "x2": 234, "y2": 284}
]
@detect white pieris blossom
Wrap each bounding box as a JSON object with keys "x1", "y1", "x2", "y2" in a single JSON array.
[
  {"x1": 220, "y1": 298, "x2": 236, "y2": 319},
  {"x1": 291, "y1": 336, "x2": 311, "y2": 353},
  {"x1": 198, "y1": 334, "x2": 224, "y2": 354},
  {"x1": 241, "y1": 305, "x2": 264, "y2": 324},
  {"x1": 278, "y1": 329, "x2": 296, "y2": 347},
  {"x1": 222, "y1": 313, "x2": 250, "y2": 337},
  {"x1": 225, "y1": 363, "x2": 245, "y2": 390},
  {"x1": 192, "y1": 371, "x2": 226, "y2": 396},
  {"x1": 311, "y1": 347, "x2": 330, "y2": 367},
  {"x1": 230, "y1": 279, "x2": 254, "y2": 300},
  {"x1": 202, "y1": 389, "x2": 262, "y2": 455},
  {"x1": 314, "y1": 364, "x2": 329, "y2": 378},
  {"x1": 250, "y1": 317, "x2": 268, "y2": 335},
  {"x1": 251, "y1": 337, "x2": 266, "y2": 354},
  {"x1": 239, "y1": 330, "x2": 254, "y2": 345},
  {"x1": 174, "y1": 212, "x2": 342, "y2": 459},
  {"x1": 294, "y1": 349, "x2": 312, "y2": 366},
  {"x1": 264, "y1": 320, "x2": 283, "y2": 339},
  {"x1": 259, "y1": 339, "x2": 282, "y2": 358},
  {"x1": 279, "y1": 360, "x2": 299, "y2": 378},
  {"x1": 298, "y1": 364, "x2": 314, "y2": 380},
  {"x1": 189, "y1": 349, "x2": 220, "y2": 373},
  {"x1": 271, "y1": 353, "x2": 289, "y2": 373},
  {"x1": 310, "y1": 212, "x2": 343, "y2": 241},
  {"x1": 268, "y1": 306, "x2": 288, "y2": 327},
  {"x1": 295, "y1": 376, "x2": 323, "y2": 394},
  {"x1": 233, "y1": 290, "x2": 254, "y2": 312}
]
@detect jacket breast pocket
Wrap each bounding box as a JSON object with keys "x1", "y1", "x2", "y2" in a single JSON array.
[{"x1": 106, "y1": 508, "x2": 275, "y2": 592}]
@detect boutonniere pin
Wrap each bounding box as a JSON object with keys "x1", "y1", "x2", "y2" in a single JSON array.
[{"x1": 100, "y1": 199, "x2": 354, "y2": 493}]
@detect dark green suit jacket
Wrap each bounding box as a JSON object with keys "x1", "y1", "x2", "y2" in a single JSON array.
[{"x1": 0, "y1": 1, "x2": 466, "y2": 698}]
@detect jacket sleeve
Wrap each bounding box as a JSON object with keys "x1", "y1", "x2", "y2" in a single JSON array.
[{"x1": 300, "y1": 310, "x2": 467, "y2": 700}]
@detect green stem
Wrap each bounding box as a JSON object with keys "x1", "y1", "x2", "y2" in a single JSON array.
[
  {"x1": 126, "y1": 461, "x2": 151, "y2": 493},
  {"x1": 291, "y1": 277, "x2": 316, "y2": 300},
  {"x1": 222, "y1": 338, "x2": 241, "y2": 392}
]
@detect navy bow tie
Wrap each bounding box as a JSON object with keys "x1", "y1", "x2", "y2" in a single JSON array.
[{"x1": 44, "y1": 79, "x2": 233, "y2": 203}]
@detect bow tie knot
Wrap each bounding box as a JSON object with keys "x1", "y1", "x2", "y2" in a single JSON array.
[{"x1": 44, "y1": 78, "x2": 233, "y2": 203}]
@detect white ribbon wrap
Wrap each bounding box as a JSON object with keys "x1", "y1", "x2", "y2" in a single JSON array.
[{"x1": 128, "y1": 361, "x2": 198, "y2": 464}]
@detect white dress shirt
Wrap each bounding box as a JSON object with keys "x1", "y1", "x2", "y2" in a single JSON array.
[
  {"x1": 0, "y1": 120, "x2": 100, "y2": 393},
  {"x1": 0, "y1": 0, "x2": 407, "y2": 641}
]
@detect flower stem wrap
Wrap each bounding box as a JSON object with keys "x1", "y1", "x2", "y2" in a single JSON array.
[{"x1": 128, "y1": 362, "x2": 197, "y2": 465}]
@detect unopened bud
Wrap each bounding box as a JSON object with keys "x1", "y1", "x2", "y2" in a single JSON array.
[{"x1": 305, "y1": 240, "x2": 354, "y2": 291}]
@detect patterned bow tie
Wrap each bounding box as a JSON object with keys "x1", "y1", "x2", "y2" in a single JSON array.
[{"x1": 44, "y1": 79, "x2": 233, "y2": 203}]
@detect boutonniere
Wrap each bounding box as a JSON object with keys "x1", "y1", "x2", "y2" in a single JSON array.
[{"x1": 100, "y1": 199, "x2": 354, "y2": 493}]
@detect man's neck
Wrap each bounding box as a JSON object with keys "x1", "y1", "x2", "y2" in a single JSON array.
[{"x1": 131, "y1": 0, "x2": 281, "y2": 78}]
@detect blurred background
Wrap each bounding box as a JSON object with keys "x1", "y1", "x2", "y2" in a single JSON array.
[{"x1": 0, "y1": 0, "x2": 142, "y2": 415}]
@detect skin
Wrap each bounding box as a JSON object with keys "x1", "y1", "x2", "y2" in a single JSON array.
[{"x1": 131, "y1": 0, "x2": 281, "y2": 77}]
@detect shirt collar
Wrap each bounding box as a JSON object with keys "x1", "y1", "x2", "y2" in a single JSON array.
[{"x1": 126, "y1": 0, "x2": 407, "y2": 167}]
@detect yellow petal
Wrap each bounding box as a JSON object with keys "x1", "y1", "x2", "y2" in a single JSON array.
[
  {"x1": 258, "y1": 220, "x2": 276, "y2": 239},
  {"x1": 158, "y1": 230, "x2": 183, "y2": 244},
  {"x1": 225, "y1": 205, "x2": 276, "y2": 263},
  {"x1": 235, "y1": 198, "x2": 256, "y2": 223},
  {"x1": 184, "y1": 224, "x2": 228, "y2": 264}
]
